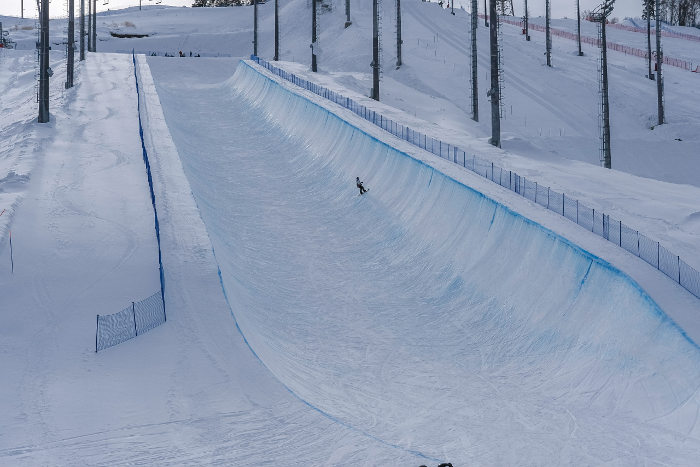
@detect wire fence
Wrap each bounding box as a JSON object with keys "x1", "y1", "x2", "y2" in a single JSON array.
[
  {"x1": 96, "y1": 292, "x2": 166, "y2": 352},
  {"x1": 493, "y1": 15, "x2": 697, "y2": 73},
  {"x1": 248, "y1": 56, "x2": 700, "y2": 302}
]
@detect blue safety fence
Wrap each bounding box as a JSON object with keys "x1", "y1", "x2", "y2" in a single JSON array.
[
  {"x1": 96, "y1": 292, "x2": 166, "y2": 352},
  {"x1": 249, "y1": 55, "x2": 700, "y2": 302}
]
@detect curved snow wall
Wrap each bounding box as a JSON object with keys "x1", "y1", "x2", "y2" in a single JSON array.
[{"x1": 227, "y1": 61, "x2": 700, "y2": 431}]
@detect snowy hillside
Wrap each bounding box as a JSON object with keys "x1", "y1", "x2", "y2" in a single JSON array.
[
  {"x1": 1, "y1": 2, "x2": 700, "y2": 465},
  {"x1": 3, "y1": 1, "x2": 699, "y2": 267}
]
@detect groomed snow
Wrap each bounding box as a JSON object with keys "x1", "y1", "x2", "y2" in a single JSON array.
[{"x1": 1, "y1": 2, "x2": 699, "y2": 465}]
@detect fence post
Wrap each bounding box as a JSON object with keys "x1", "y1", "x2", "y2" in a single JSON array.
[
  {"x1": 562, "y1": 193, "x2": 565, "y2": 215},
  {"x1": 678, "y1": 256, "x2": 681, "y2": 283},
  {"x1": 592, "y1": 209, "x2": 595, "y2": 231},
  {"x1": 96, "y1": 315, "x2": 99, "y2": 353},
  {"x1": 535, "y1": 182, "x2": 538, "y2": 203},
  {"x1": 619, "y1": 220, "x2": 622, "y2": 246},
  {"x1": 657, "y1": 242, "x2": 660, "y2": 269},
  {"x1": 637, "y1": 231, "x2": 640, "y2": 255},
  {"x1": 132, "y1": 302, "x2": 138, "y2": 337},
  {"x1": 576, "y1": 200, "x2": 579, "y2": 223},
  {"x1": 547, "y1": 187, "x2": 550, "y2": 209},
  {"x1": 491, "y1": 162, "x2": 494, "y2": 181}
]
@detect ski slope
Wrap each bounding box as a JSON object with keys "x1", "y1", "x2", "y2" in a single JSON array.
[
  {"x1": 2, "y1": 2, "x2": 700, "y2": 464},
  {"x1": 144, "y1": 55, "x2": 700, "y2": 464}
]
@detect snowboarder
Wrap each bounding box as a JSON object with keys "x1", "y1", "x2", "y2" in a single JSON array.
[{"x1": 356, "y1": 177, "x2": 368, "y2": 195}]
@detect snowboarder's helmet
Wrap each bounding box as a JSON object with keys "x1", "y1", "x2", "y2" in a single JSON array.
[{"x1": 356, "y1": 177, "x2": 359, "y2": 180}]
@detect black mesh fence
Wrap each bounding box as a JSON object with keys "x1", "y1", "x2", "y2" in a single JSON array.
[
  {"x1": 96, "y1": 305, "x2": 136, "y2": 352},
  {"x1": 249, "y1": 56, "x2": 700, "y2": 303},
  {"x1": 96, "y1": 291, "x2": 165, "y2": 352}
]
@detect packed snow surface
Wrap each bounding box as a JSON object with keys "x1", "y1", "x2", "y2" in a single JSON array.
[
  {"x1": 1, "y1": 1, "x2": 700, "y2": 465},
  {"x1": 142, "y1": 55, "x2": 700, "y2": 464}
]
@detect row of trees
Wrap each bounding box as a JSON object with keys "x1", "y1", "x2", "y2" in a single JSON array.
[{"x1": 661, "y1": 0, "x2": 699, "y2": 26}]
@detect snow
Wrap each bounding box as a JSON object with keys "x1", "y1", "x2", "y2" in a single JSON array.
[{"x1": 1, "y1": 1, "x2": 700, "y2": 464}]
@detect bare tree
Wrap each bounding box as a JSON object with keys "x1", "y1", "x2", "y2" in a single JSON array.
[{"x1": 642, "y1": 0, "x2": 654, "y2": 79}]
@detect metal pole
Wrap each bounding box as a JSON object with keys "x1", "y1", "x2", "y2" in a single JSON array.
[
  {"x1": 471, "y1": 0, "x2": 478, "y2": 122},
  {"x1": 253, "y1": 0, "x2": 258, "y2": 56},
  {"x1": 311, "y1": 0, "x2": 317, "y2": 72},
  {"x1": 484, "y1": 0, "x2": 488, "y2": 26},
  {"x1": 523, "y1": 0, "x2": 529, "y2": 40},
  {"x1": 80, "y1": 0, "x2": 85, "y2": 60},
  {"x1": 371, "y1": 0, "x2": 379, "y2": 99},
  {"x1": 22, "y1": 0, "x2": 24, "y2": 18},
  {"x1": 646, "y1": 10, "x2": 653, "y2": 79},
  {"x1": 91, "y1": 0, "x2": 96, "y2": 52},
  {"x1": 66, "y1": 0, "x2": 74, "y2": 89},
  {"x1": 396, "y1": 0, "x2": 402, "y2": 67},
  {"x1": 488, "y1": 0, "x2": 500, "y2": 147},
  {"x1": 576, "y1": 0, "x2": 583, "y2": 55},
  {"x1": 274, "y1": 0, "x2": 279, "y2": 60},
  {"x1": 38, "y1": 0, "x2": 50, "y2": 123},
  {"x1": 345, "y1": 0, "x2": 352, "y2": 27},
  {"x1": 545, "y1": 0, "x2": 551, "y2": 66},
  {"x1": 87, "y1": 0, "x2": 91, "y2": 52},
  {"x1": 601, "y1": 19, "x2": 611, "y2": 168},
  {"x1": 655, "y1": 0, "x2": 664, "y2": 125}
]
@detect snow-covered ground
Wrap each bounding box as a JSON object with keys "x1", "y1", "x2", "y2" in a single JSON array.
[{"x1": 1, "y1": 2, "x2": 700, "y2": 465}]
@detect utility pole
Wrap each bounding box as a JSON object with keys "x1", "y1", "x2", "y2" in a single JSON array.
[
  {"x1": 87, "y1": 0, "x2": 92, "y2": 52},
  {"x1": 545, "y1": 0, "x2": 551, "y2": 66},
  {"x1": 523, "y1": 0, "x2": 530, "y2": 40},
  {"x1": 600, "y1": 15, "x2": 610, "y2": 168},
  {"x1": 471, "y1": 0, "x2": 478, "y2": 122},
  {"x1": 21, "y1": 0, "x2": 24, "y2": 19},
  {"x1": 253, "y1": 0, "x2": 258, "y2": 56},
  {"x1": 645, "y1": 2, "x2": 653, "y2": 79},
  {"x1": 91, "y1": 0, "x2": 96, "y2": 52},
  {"x1": 274, "y1": 0, "x2": 279, "y2": 60},
  {"x1": 38, "y1": 0, "x2": 50, "y2": 123},
  {"x1": 576, "y1": 0, "x2": 583, "y2": 55},
  {"x1": 484, "y1": 0, "x2": 488, "y2": 26},
  {"x1": 345, "y1": 0, "x2": 351, "y2": 28},
  {"x1": 591, "y1": 1, "x2": 615, "y2": 169},
  {"x1": 311, "y1": 0, "x2": 317, "y2": 72},
  {"x1": 488, "y1": 0, "x2": 500, "y2": 147},
  {"x1": 655, "y1": 0, "x2": 664, "y2": 124},
  {"x1": 371, "y1": 0, "x2": 379, "y2": 99},
  {"x1": 80, "y1": 0, "x2": 85, "y2": 60},
  {"x1": 396, "y1": 0, "x2": 402, "y2": 67},
  {"x1": 66, "y1": 0, "x2": 74, "y2": 89}
]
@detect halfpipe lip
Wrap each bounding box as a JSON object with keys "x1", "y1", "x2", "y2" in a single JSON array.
[{"x1": 236, "y1": 58, "x2": 700, "y2": 347}]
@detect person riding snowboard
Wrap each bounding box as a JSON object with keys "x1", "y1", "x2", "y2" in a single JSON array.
[{"x1": 356, "y1": 177, "x2": 368, "y2": 195}]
